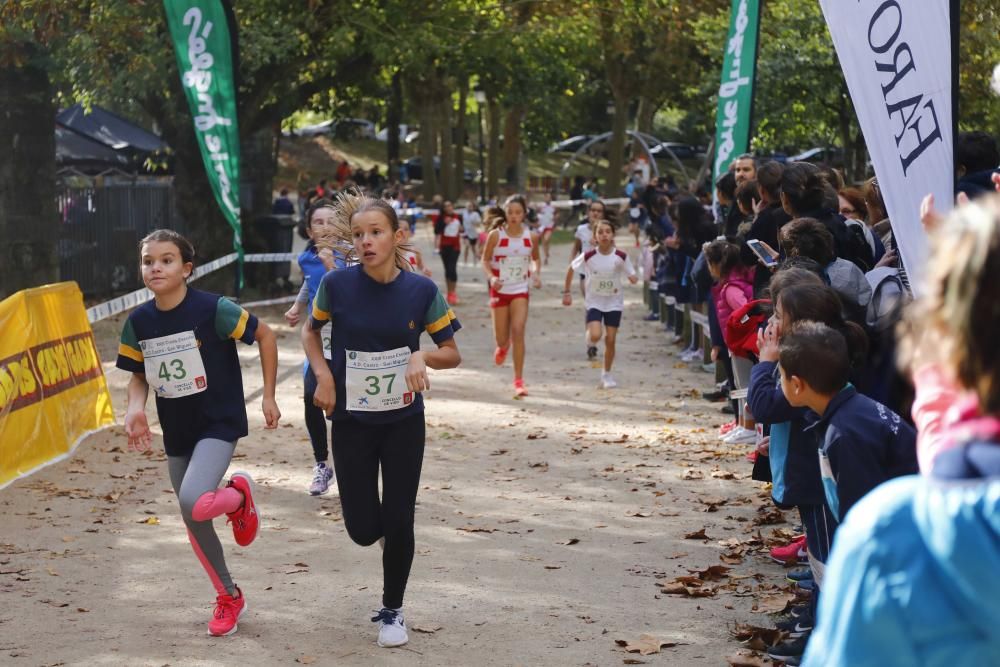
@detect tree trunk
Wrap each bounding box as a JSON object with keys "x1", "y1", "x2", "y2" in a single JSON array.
[
  {"x1": 417, "y1": 100, "x2": 438, "y2": 200},
  {"x1": 438, "y1": 94, "x2": 454, "y2": 201},
  {"x1": 454, "y1": 77, "x2": 468, "y2": 200},
  {"x1": 0, "y1": 54, "x2": 59, "y2": 299},
  {"x1": 633, "y1": 95, "x2": 658, "y2": 157},
  {"x1": 501, "y1": 106, "x2": 523, "y2": 187},
  {"x1": 605, "y1": 95, "x2": 630, "y2": 196},
  {"x1": 487, "y1": 98, "x2": 501, "y2": 200},
  {"x1": 386, "y1": 70, "x2": 402, "y2": 182}
]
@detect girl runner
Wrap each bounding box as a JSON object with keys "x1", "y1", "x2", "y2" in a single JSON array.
[
  {"x1": 433, "y1": 200, "x2": 462, "y2": 305},
  {"x1": 117, "y1": 229, "x2": 280, "y2": 637},
  {"x1": 481, "y1": 194, "x2": 542, "y2": 397},
  {"x1": 285, "y1": 199, "x2": 346, "y2": 495},
  {"x1": 536, "y1": 192, "x2": 557, "y2": 265},
  {"x1": 562, "y1": 218, "x2": 638, "y2": 388},
  {"x1": 571, "y1": 199, "x2": 607, "y2": 297},
  {"x1": 302, "y1": 192, "x2": 462, "y2": 649},
  {"x1": 461, "y1": 200, "x2": 483, "y2": 265}
]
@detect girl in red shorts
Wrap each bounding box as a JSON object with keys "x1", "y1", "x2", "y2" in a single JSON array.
[{"x1": 480, "y1": 194, "x2": 542, "y2": 396}]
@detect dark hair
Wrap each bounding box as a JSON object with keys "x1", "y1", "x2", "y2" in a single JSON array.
[
  {"x1": 735, "y1": 180, "x2": 759, "y2": 212},
  {"x1": 674, "y1": 195, "x2": 708, "y2": 243},
  {"x1": 734, "y1": 153, "x2": 756, "y2": 164},
  {"x1": 780, "y1": 162, "x2": 828, "y2": 214},
  {"x1": 956, "y1": 131, "x2": 999, "y2": 174},
  {"x1": 778, "y1": 282, "x2": 868, "y2": 366},
  {"x1": 837, "y1": 188, "x2": 868, "y2": 220},
  {"x1": 780, "y1": 217, "x2": 835, "y2": 265},
  {"x1": 704, "y1": 239, "x2": 742, "y2": 278},
  {"x1": 767, "y1": 265, "x2": 825, "y2": 303},
  {"x1": 140, "y1": 229, "x2": 195, "y2": 266},
  {"x1": 756, "y1": 161, "x2": 783, "y2": 200},
  {"x1": 306, "y1": 198, "x2": 336, "y2": 228},
  {"x1": 279, "y1": 187, "x2": 289, "y2": 196},
  {"x1": 779, "y1": 321, "x2": 851, "y2": 395},
  {"x1": 715, "y1": 171, "x2": 737, "y2": 201}
]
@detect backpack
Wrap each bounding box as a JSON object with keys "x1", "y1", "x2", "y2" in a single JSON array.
[
  {"x1": 843, "y1": 218, "x2": 875, "y2": 272},
  {"x1": 865, "y1": 267, "x2": 909, "y2": 332},
  {"x1": 725, "y1": 298, "x2": 771, "y2": 358}
]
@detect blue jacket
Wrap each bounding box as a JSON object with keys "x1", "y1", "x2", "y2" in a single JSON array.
[
  {"x1": 747, "y1": 361, "x2": 825, "y2": 507},
  {"x1": 802, "y1": 440, "x2": 1000, "y2": 667},
  {"x1": 804, "y1": 385, "x2": 917, "y2": 521}
]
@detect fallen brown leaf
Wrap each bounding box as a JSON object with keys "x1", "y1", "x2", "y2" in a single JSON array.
[
  {"x1": 680, "y1": 469, "x2": 705, "y2": 480},
  {"x1": 615, "y1": 634, "x2": 678, "y2": 655},
  {"x1": 559, "y1": 538, "x2": 580, "y2": 546},
  {"x1": 683, "y1": 528, "x2": 709, "y2": 540},
  {"x1": 725, "y1": 651, "x2": 770, "y2": 667},
  {"x1": 411, "y1": 624, "x2": 442, "y2": 634},
  {"x1": 751, "y1": 592, "x2": 797, "y2": 614},
  {"x1": 730, "y1": 623, "x2": 787, "y2": 651},
  {"x1": 710, "y1": 470, "x2": 736, "y2": 480}
]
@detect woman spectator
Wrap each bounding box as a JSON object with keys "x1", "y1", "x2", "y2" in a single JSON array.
[{"x1": 741, "y1": 162, "x2": 791, "y2": 298}]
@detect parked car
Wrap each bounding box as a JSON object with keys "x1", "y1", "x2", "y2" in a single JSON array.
[
  {"x1": 547, "y1": 135, "x2": 593, "y2": 154},
  {"x1": 375, "y1": 124, "x2": 414, "y2": 142},
  {"x1": 649, "y1": 142, "x2": 699, "y2": 160},
  {"x1": 403, "y1": 156, "x2": 474, "y2": 182},
  {"x1": 788, "y1": 147, "x2": 843, "y2": 164},
  {"x1": 292, "y1": 118, "x2": 375, "y2": 140}
]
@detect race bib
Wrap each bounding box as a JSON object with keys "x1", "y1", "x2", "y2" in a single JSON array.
[
  {"x1": 322, "y1": 322, "x2": 333, "y2": 361},
  {"x1": 591, "y1": 271, "x2": 619, "y2": 297},
  {"x1": 345, "y1": 346, "x2": 414, "y2": 412},
  {"x1": 499, "y1": 256, "x2": 529, "y2": 284},
  {"x1": 444, "y1": 219, "x2": 461, "y2": 237},
  {"x1": 141, "y1": 331, "x2": 207, "y2": 398}
]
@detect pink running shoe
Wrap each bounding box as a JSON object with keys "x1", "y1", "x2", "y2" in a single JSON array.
[
  {"x1": 207, "y1": 587, "x2": 247, "y2": 636},
  {"x1": 514, "y1": 378, "x2": 528, "y2": 397},
  {"x1": 770, "y1": 535, "x2": 807, "y2": 565},
  {"x1": 226, "y1": 472, "x2": 260, "y2": 547},
  {"x1": 494, "y1": 346, "x2": 509, "y2": 366}
]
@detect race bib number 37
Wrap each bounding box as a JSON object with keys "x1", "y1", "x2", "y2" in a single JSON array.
[
  {"x1": 141, "y1": 330, "x2": 208, "y2": 398},
  {"x1": 345, "y1": 346, "x2": 413, "y2": 412}
]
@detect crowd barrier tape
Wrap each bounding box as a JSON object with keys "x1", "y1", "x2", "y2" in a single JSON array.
[
  {"x1": 0, "y1": 282, "x2": 115, "y2": 490},
  {"x1": 86, "y1": 252, "x2": 297, "y2": 324}
]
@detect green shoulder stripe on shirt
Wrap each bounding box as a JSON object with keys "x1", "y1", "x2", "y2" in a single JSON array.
[
  {"x1": 118, "y1": 319, "x2": 143, "y2": 362},
  {"x1": 311, "y1": 278, "x2": 331, "y2": 323},
  {"x1": 424, "y1": 291, "x2": 457, "y2": 335},
  {"x1": 215, "y1": 297, "x2": 250, "y2": 340}
]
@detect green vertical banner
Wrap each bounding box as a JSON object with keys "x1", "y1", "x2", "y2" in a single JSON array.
[
  {"x1": 163, "y1": 0, "x2": 243, "y2": 286},
  {"x1": 712, "y1": 0, "x2": 762, "y2": 182}
]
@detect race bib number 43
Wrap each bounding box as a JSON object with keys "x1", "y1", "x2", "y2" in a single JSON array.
[
  {"x1": 141, "y1": 331, "x2": 208, "y2": 398},
  {"x1": 345, "y1": 346, "x2": 413, "y2": 412}
]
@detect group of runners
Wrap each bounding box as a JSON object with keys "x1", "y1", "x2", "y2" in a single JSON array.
[{"x1": 116, "y1": 189, "x2": 634, "y2": 648}]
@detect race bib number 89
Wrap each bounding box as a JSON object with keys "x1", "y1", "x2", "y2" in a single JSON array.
[
  {"x1": 592, "y1": 272, "x2": 619, "y2": 297},
  {"x1": 345, "y1": 346, "x2": 413, "y2": 412}
]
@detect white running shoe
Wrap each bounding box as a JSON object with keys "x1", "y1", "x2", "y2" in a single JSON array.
[
  {"x1": 724, "y1": 427, "x2": 757, "y2": 445},
  {"x1": 601, "y1": 373, "x2": 618, "y2": 389},
  {"x1": 308, "y1": 462, "x2": 334, "y2": 496},
  {"x1": 372, "y1": 608, "x2": 408, "y2": 648}
]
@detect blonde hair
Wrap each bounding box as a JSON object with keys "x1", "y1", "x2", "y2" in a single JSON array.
[
  {"x1": 899, "y1": 194, "x2": 1000, "y2": 411},
  {"x1": 313, "y1": 189, "x2": 414, "y2": 271}
]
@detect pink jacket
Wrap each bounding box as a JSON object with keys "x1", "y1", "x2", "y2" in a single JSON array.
[{"x1": 712, "y1": 266, "x2": 755, "y2": 327}]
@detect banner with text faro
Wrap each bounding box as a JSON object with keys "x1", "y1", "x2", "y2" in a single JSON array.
[
  {"x1": 712, "y1": 0, "x2": 762, "y2": 182},
  {"x1": 0, "y1": 283, "x2": 115, "y2": 490},
  {"x1": 820, "y1": 0, "x2": 954, "y2": 293},
  {"x1": 163, "y1": 0, "x2": 243, "y2": 283}
]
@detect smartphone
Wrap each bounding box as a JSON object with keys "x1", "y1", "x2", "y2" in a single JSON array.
[{"x1": 747, "y1": 239, "x2": 778, "y2": 267}]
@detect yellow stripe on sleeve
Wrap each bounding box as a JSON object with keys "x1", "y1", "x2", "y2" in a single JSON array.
[
  {"x1": 230, "y1": 309, "x2": 250, "y2": 340},
  {"x1": 118, "y1": 343, "x2": 143, "y2": 363},
  {"x1": 425, "y1": 310, "x2": 455, "y2": 335},
  {"x1": 312, "y1": 299, "x2": 331, "y2": 322}
]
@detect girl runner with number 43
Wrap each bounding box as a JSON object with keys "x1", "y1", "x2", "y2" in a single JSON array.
[
  {"x1": 563, "y1": 218, "x2": 638, "y2": 389},
  {"x1": 116, "y1": 230, "x2": 280, "y2": 637},
  {"x1": 303, "y1": 191, "x2": 461, "y2": 649}
]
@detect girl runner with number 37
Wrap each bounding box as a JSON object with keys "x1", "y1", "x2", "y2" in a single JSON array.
[
  {"x1": 116, "y1": 229, "x2": 280, "y2": 637},
  {"x1": 302, "y1": 192, "x2": 462, "y2": 649},
  {"x1": 562, "y1": 218, "x2": 638, "y2": 389},
  {"x1": 481, "y1": 194, "x2": 542, "y2": 397}
]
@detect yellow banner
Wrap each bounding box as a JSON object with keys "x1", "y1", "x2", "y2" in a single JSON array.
[{"x1": 0, "y1": 282, "x2": 115, "y2": 489}]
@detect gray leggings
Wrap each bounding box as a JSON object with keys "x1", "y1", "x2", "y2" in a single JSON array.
[{"x1": 168, "y1": 438, "x2": 237, "y2": 596}]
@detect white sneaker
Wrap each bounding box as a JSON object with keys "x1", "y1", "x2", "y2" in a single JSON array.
[
  {"x1": 372, "y1": 608, "x2": 408, "y2": 648},
  {"x1": 679, "y1": 349, "x2": 700, "y2": 362},
  {"x1": 601, "y1": 373, "x2": 618, "y2": 389},
  {"x1": 724, "y1": 427, "x2": 757, "y2": 445}
]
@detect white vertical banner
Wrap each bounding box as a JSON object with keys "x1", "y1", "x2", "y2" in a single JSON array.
[{"x1": 819, "y1": 0, "x2": 954, "y2": 294}]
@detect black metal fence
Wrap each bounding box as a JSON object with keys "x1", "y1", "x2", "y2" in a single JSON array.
[{"x1": 57, "y1": 179, "x2": 182, "y2": 297}]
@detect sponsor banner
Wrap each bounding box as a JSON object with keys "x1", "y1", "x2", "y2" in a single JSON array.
[
  {"x1": 712, "y1": 0, "x2": 762, "y2": 181},
  {"x1": 820, "y1": 0, "x2": 954, "y2": 293},
  {"x1": 163, "y1": 0, "x2": 244, "y2": 284},
  {"x1": 0, "y1": 283, "x2": 115, "y2": 490}
]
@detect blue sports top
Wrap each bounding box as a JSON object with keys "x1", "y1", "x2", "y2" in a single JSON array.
[
  {"x1": 310, "y1": 264, "x2": 460, "y2": 424},
  {"x1": 116, "y1": 287, "x2": 258, "y2": 455}
]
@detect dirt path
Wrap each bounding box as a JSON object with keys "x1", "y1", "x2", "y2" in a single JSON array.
[{"x1": 1, "y1": 228, "x2": 794, "y2": 666}]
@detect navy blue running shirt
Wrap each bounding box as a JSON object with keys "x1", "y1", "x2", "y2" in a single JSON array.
[
  {"x1": 116, "y1": 288, "x2": 259, "y2": 456},
  {"x1": 310, "y1": 264, "x2": 461, "y2": 424}
]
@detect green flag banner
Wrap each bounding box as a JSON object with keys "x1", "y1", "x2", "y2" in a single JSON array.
[
  {"x1": 163, "y1": 0, "x2": 243, "y2": 284},
  {"x1": 712, "y1": 0, "x2": 762, "y2": 182}
]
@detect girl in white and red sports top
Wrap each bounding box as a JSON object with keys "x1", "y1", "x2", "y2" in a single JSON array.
[
  {"x1": 536, "y1": 192, "x2": 557, "y2": 265},
  {"x1": 401, "y1": 225, "x2": 432, "y2": 277},
  {"x1": 481, "y1": 194, "x2": 542, "y2": 397}
]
